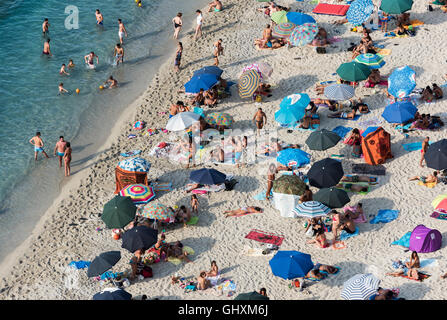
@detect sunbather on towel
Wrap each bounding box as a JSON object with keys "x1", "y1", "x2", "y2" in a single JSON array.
[
  {"x1": 314, "y1": 263, "x2": 338, "y2": 274},
  {"x1": 336, "y1": 183, "x2": 369, "y2": 193},
  {"x1": 197, "y1": 271, "x2": 211, "y2": 290},
  {"x1": 328, "y1": 105, "x2": 358, "y2": 119},
  {"x1": 343, "y1": 203, "x2": 363, "y2": 220},
  {"x1": 223, "y1": 206, "x2": 263, "y2": 217},
  {"x1": 306, "y1": 268, "x2": 326, "y2": 280},
  {"x1": 409, "y1": 171, "x2": 438, "y2": 184},
  {"x1": 386, "y1": 268, "x2": 420, "y2": 281},
  {"x1": 341, "y1": 175, "x2": 377, "y2": 183},
  {"x1": 336, "y1": 212, "x2": 356, "y2": 237}
]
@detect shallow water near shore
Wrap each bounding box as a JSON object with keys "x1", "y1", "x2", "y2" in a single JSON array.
[{"x1": 0, "y1": 0, "x2": 208, "y2": 263}]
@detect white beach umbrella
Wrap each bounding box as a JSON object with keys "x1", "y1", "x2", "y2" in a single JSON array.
[
  {"x1": 341, "y1": 273, "x2": 381, "y2": 300},
  {"x1": 166, "y1": 112, "x2": 200, "y2": 132}
]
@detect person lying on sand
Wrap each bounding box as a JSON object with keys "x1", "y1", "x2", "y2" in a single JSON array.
[
  {"x1": 336, "y1": 183, "x2": 369, "y2": 193},
  {"x1": 386, "y1": 268, "x2": 420, "y2": 281},
  {"x1": 341, "y1": 175, "x2": 378, "y2": 184},
  {"x1": 197, "y1": 271, "x2": 211, "y2": 290},
  {"x1": 316, "y1": 264, "x2": 338, "y2": 274},
  {"x1": 223, "y1": 206, "x2": 263, "y2": 217},
  {"x1": 167, "y1": 241, "x2": 192, "y2": 263},
  {"x1": 337, "y1": 212, "x2": 356, "y2": 236},
  {"x1": 186, "y1": 183, "x2": 204, "y2": 192},
  {"x1": 328, "y1": 105, "x2": 359, "y2": 119},
  {"x1": 432, "y1": 83, "x2": 443, "y2": 99},
  {"x1": 310, "y1": 27, "x2": 328, "y2": 47},
  {"x1": 409, "y1": 171, "x2": 438, "y2": 184},
  {"x1": 306, "y1": 268, "x2": 326, "y2": 280}
]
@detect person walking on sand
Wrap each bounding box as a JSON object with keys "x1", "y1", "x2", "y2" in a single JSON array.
[
  {"x1": 54, "y1": 136, "x2": 67, "y2": 168},
  {"x1": 64, "y1": 142, "x2": 72, "y2": 176},
  {"x1": 213, "y1": 39, "x2": 224, "y2": 66},
  {"x1": 29, "y1": 132, "x2": 49, "y2": 161},
  {"x1": 266, "y1": 165, "x2": 276, "y2": 199},
  {"x1": 172, "y1": 13, "x2": 183, "y2": 39},
  {"x1": 191, "y1": 194, "x2": 199, "y2": 214},
  {"x1": 420, "y1": 136, "x2": 429, "y2": 167},
  {"x1": 42, "y1": 18, "x2": 50, "y2": 37},
  {"x1": 95, "y1": 9, "x2": 103, "y2": 25},
  {"x1": 117, "y1": 19, "x2": 128, "y2": 44},
  {"x1": 43, "y1": 39, "x2": 52, "y2": 56},
  {"x1": 174, "y1": 42, "x2": 183, "y2": 73},
  {"x1": 253, "y1": 108, "x2": 267, "y2": 135},
  {"x1": 194, "y1": 10, "x2": 203, "y2": 41},
  {"x1": 114, "y1": 43, "x2": 124, "y2": 65}
]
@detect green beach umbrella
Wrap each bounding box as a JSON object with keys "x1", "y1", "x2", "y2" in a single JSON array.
[
  {"x1": 235, "y1": 291, "x2": 270, "y2": 300},
  {"x1": 273, "y1": 175, "x2": 306, "y2": 196},
  {"x1": 313, "y1": 187, "x2": 350, "y2": 209},
  {"x1": 102, "y1": 195, "x2": 137, "y2": 229},
  {"x1": 380, "y1": 0, "x2": 413, "y2": 14},
  {"x1": 271, "y1": 11, "x2": 289, "y2": 24},
  {"x1": 305, "y1": 129, "x2": 341, "y2": 151},
  {"x1": 336, "y1": 61, "x2": 371, "y2": 82}
]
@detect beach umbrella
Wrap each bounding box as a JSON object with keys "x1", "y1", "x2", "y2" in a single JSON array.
[
  {"x1": 102, "y1": 195, "x2": 137, "y2": 229},
  {"x1": 242, "y1": 62, "x2": 273, "y2": 80},
  {"x1": 166, "y1": 112, "x2": 200, "y2": 132},
  {"x1": 121, "y1": 225, "x2": 158, "y2": 253},
  {"x1": 388, "y1": 66, "x2": 416, "y2": 99},
  {"x1": 272, "y1": 22, "x2": 296, "y2": 38},
  {"x1": 93, "y1": 288, "x2": 132, "y2": 300},
  {"x1": 380, "y1": 0, "x2": 413, "y2": 14},
  {"x1": 381, "y1": 101, "x2": 417, "y2": 124},
  {"x1": 234, "y1": 291, "x2": 270, "y2": 300},
  {"x1": 305, "y1": 129, "x2": 341, "y2": 151},
  {"x1": 272, "y1": 175, "x2": 306, "y2": 196},
  {"x1": 269, "y1": 251, "x2": 314, "y2": 279},
  {"x1": 184, "y1": 74, "x2": 219, "y2": 94},
  {"x1": 87, "y1": 251, "x2": 121, "y2": 278},
  {"x1": 324, "y1": 84, "x2": 355, "y2": 101},
  {"x1": 425, "y1": 139, "x2": 447, "y2": 170},
  {"x1": 279, "y1": 93, "x2": 311, "y2": 110},
  {"x1": 313, "y1": 187, "x2": 350, "y2": 208},
  {"x1": 275, "y1": 107, "x2": 304, "y2": 126},
  {"x1": 432, "y1": 194, "x2": 447, "y2": 209},
  {"x1": 138, "y1": 203, "x2": 175, "y2": 221},
  {"x1": 346, "y1": 0, "x2": 374, "y2": 26},
  {"x1": 286, "y1": 12, "x2": 316, "y2": 25},
  {"x1": 117, "y1": 157, "x2": 151, "y2": 173},
  {"x1": 190, "y1": 168, "x2": 226, "y2": 185},
  {"x1": 271, "y1": 10, "x2": 289, "y2": 24},
  {"x1": 354, "y1": 53, "x2": 385, "y2": 69},
  {"x1": 307, "y1": 158, "x2": 344, "y2": 188},
  {"x1": 341, "y1": 273, "x2": 381, "y2": 300},
  {"x1": 289, "y1": 23, "x2": 318, "y2": 47},
  {"x1": 277, "y1": 149, "x2": 311, "y2": 167},
  {"x1": 239, "y1": 69, "x2": 261, "y2": 99},
  {"x1": 193, "y1": 65, "x2": 223, "y2": 77},
  {"x1": 204, "y1": 112, "x2": 234, "y2": 128},
  {"x1": 120, "y1": 184, "x2": 155, "y2": 205},
  {"x1": 292, "y1": 201, "x2": 331, "y2": 219},
  {"x1": 336, "y1": 61, "x2": 371, "y2": 82}
]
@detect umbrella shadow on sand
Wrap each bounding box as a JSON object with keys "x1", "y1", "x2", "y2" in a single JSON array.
[
  {"x1": 398, "y1": 282, "x2": 431, "y2": 300},
  {"x1": 153, "y1": 169, "x2": 193, "y2": 190},
  {"x1": 356, "y1": 197, "x2": 395, "y2": 232},
  {"x1": 276, "y1": 74, "x2": 319, "y2": 96}
]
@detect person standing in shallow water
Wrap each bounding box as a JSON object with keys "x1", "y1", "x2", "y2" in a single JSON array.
[
  {"x1": 64, "y1": 142, "x2": 72, "y2": 176},
  {"x1": 172, "y1": 13, "x2": 183, "y2": 39},
  {"x1": 29, "y1": 132, "x2": 49, "y2": 161},
  {"x1": 54, "y1": 136, "x2": 67, "y2": 168}
]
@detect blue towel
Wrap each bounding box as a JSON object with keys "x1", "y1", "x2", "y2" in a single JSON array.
[
  {"x1": 121, "y1": 150, "x2": 142, "y2": 157},
  {"x1": 333, "y1": 115, "x2": 360, "y2": 121},
  {"x1": 225, "y1": 81, "x2": 236, "y2": 93},
  {"x1": 395, "y1": 123, "x2": 412, "y2": 130},
  {"x1": 339, "y1": 227, "x2": 359, "y2": 241},
  {"x1": 391, "y1": 231, "x2": 411, "y2": 247},
  {"x1": 402, "y1": 142, "x2": 422, "y2": 151},
  {"x1": 100, "y1": 271, "x2": 121, "y2": 280},
  {"x1": 68, "y1": 260, "x2": 91, "y2": 269},
  {"x1": 370, "y1": 209, "x2": 399, "y2": 224},
  {"x1": 253, "y1": 190, "x2": 272, "y2": 201},
  {"x1": 332, "y1": 126, "x2": 352, "y2": 138},
  {"x1": 440, "y1": 82, "x2": 447, "y2": 88}
]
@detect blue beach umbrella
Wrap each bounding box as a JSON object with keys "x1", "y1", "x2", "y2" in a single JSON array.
[
  {"x1": 184, "y1": 74, "x2": 219, "y2": 94},
  {"x1": 324, "y1": 84, "x2": 355, "y2": 101},
  {"x1": 361, "y1": 126, "x2": 379, "y2": 137},
  {"x1": 382, "y1": 101, "x2": 417, "y2": 124},
  {"x1": 293, "y1": 201, "x2": 331, "y2": 219},
  {"x1": 354, "y1": 53, "x2": 385, "y2": 69},
  {"x1": 346, "y1": 0, "x2": 374, "y2": 26},
  {"x1": 193, "y1": 66, "x2": 223, "y2": 77},
  {"x1": 279, "y1": 93, "x2": 311, "y2": 110},
  {"x1": 269, "y1": 251, "x2": 314, "y2": 279},
  {"x1": 286, "y1": 12, "x2": 316, "y2": 25},
  {"x1": 277, "y1": 149, "x2": 311, "y2": 167},
  {"x1": 275, "y1": 107, "x2": 304, "y2": 126},
  {"x1": 388, "y1": 66, "x2": 416, "y2": 99}
]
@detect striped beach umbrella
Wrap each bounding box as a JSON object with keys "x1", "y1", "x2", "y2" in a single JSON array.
[
  {"x1": 336, "y1": 61, "x2": 371, "y2": 82},
  {"x1": 138, "y1": 203, "x2": 175, "y2": 221},
  {"x1": 380, "y1": 0, "x2": 413, "y2": 14},
  {"x1": 341, "y1": 273, "x2": 381, "y2": 300},
  {"x1": 239, "y1": 69, "x2": 261, "y2": 98},
  {"x1": 120, "y1": 184, "x2": 155, "y2": 205},
  {"x1": 324, "y1": 84, "x2": 355, "y2": 101},
  {"x1": 204, "y1": 112, "x2": 234, "y2": 127},
  {"x1": 346, "y1": 0, "x2": 374, "y2": 26},
  {"x1": 272, "y1": 22, "x2": 296, "y2": 38},
  {"x1": 382, "y1": 101, "x2": 417, "y2": 124},
  {"x1": 271, "y1": 10, "x2": 289, "y2": 24},
  {"x1": 388, "y1": 66, "x2": 416, "y2": 99},
  {"x1": 289, "y1": 23, "x2": 318, "y2": 47},
  {"x1": 166, "y1": 112, "x2": 200, "y2": 132},
  {"x1": 117, "y1": 157, "x2": 151, "y2": 173},
  {"x1": 293, "y1": 201, "x2": 331, "y2": 219},
  {"x1": 354, "y1": 53, "x2": 385, "y2": 69},
  {"x1": 286, "y1": 12, "x2": 316, "y2": 25},
  {"x1": 277, "y1": 149, "x2": 311, "y2": 167},
  {"x1": 242, "y1": 62, "x2": 273, "y2": 80}
]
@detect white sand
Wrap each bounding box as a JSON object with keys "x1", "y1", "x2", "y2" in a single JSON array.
[{"x1": 1, "y1": 0, "x2": 447, "y2": 300}]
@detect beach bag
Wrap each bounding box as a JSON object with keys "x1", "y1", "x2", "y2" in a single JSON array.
[
  {"x1": 316, "y1": 47, "x2": 326, "y2": 54},
  {"x1": 255, "y1": 95, "x2": 262, "y2": 102},
  {"x1": 141, "y1": 266, "x2": 153, "y2": 278}
]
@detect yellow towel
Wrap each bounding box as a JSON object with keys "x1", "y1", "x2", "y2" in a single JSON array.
[
  {"x1": 418, "y1": 181, "x2": 437, "y2": 188},
  {"x1": 167, "y1": 246, "x2": 195, "y2": 265},
  {"x1": 377, "y1": 49, "x2": 391, "y2": 56}
]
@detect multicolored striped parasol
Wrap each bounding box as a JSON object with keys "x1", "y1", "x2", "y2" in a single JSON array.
[
  {"x1": 204, "y1": 112, "x2": 234, "y2": 127},
  {"x1": 271, "y1": 10, "x2": 289, "y2": 24},
  {"x1": 138, "y1": 203, "x2": 174, "y2": 221},
  {"x1": 272, "y1": 22, "x2": 296, "y2": 38},
  {"x1": 354, "y1": 53, "x2": 385, "y2": 69},
  {"x1": 289, "y1": 23, "x2": 318, "y2": 47},
  {"x1": 119, "y1": 184, "x2": 155, "y2": 205}
]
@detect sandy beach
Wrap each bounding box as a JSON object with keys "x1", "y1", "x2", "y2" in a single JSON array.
[{"x1": 1, "y1": 0, "x2": 447, "y2": 300}]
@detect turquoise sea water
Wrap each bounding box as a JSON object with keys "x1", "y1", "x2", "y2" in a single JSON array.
[{"x1": 0, "y1": 0, "x2": 207, "y2": 262}]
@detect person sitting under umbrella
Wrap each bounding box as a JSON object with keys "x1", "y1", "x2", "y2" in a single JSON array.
[
  {"x1": 365, "y1": 69, "x2": 382, "y2": 88},
  {"x1": 397, "y1": 13, "x2": 411, "y2": 27},
  {"x1": 129, "y1": 249, "x2": 146, "y2": 281},
  {"x1": 223, "y1": 206, "x2": 263, "y2": 217},
  {"x1": 204, "y1": 87, "x2": 218, "y2": 107},
  {"x1": 190, "y1": 89, "x2": 206, "y2": 107},
  {"x1": 175, "y1": 205, "x2": 192, "y2": 227},
  {"x1": 421, "y1": 86, "x2": 435, "y2": 103},
  {"x1": 311, "y1": 27, "x2": 328, "y2": 47},
  {"x1": 336, "y1": 183, "x2": 369, "y2": 193},
  {"x1": 299, "y1": 185, "x2": 313, "y2": 203},
  {"x1": 432, "y1": 83, "x2": 443, "y2": 99}
]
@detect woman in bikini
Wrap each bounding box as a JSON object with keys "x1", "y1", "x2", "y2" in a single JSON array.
[
  {"x1": 63, "y1": 142, "x2": 72, "y2": 177},
  {"x1": 172, "y1": 13, "x2": 183, "y2": 39},
  {"x1": 224, "y1": 206, "x2": 263, "y2": 217},
  {"x1": 306, "y1": 219, "x2": 329, "y2": 248},
  {"x1": 409, "y1": 171, "x2": 438, "y2": 184},
  {"x1": 207, "y1": 261, "x2": 219, "y2": 277}
]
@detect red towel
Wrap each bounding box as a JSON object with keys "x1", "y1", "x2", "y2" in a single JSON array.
[
  {"x1": 245, "y1": 229, "x2": 284, "y2": 246},
  {"x1": 312, "y1": 3, "x2": 350, "y2": 16}
]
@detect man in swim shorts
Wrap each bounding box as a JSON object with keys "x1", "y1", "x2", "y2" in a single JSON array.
[
  {"x1": 29, "y1": 132, "x2": 49, "y2": 161},
  {"x1": 42, "y1": 18, "x2": 50, "y2": 37},
  {"x1": 252, "y1": 108, "x2": 267, "y2": 136},
  {"x1": 43, "y1": 39, "x2": 52, "y2": 56},
  {"x1": 54, "y1": 136, "x2": 67, "y2": 168},
  {"x1": 84, "y1": 51, "x2": 99, "y2": 69},
  {"x1": 117, "y1": 19, "x2": 128, "y2": 44},
  {"x1": 95, "y1": 9, "x2": 103, "y2": 25},
  {"x1": 114, "y1": 43, "x2": 124, "y2": 65}
]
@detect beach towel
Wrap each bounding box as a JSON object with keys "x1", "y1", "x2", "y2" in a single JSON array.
[
  {"x1": 339, "y1": 227, "x2": 359, "y2": 241},
  {"x1": 167, "y1": 246, "x2": 195, "y2": 265},
  {"x1": 418, "y1": 181, "x2": 437, "y2": 188},
  {"x1": 370, "y1": 209, "x2": 399, "y2": 224},
  {"x1": 391, "y1": 232, "x2": 411, "y2": 247},
  {"x1": 186, "y1": 216, "x2": 199, "y2": 225},
  {"x1": 352, "y1": 163, "x2": 386, "y2": 175},
  {"x1": 377, "y1": 49, "x2": 391, "y2": 56},
  {"x1": 227, "y1": 210, "x2": 261, "y2": 218},
  {"x1": 332, "y1": 126, "x2": 352, "y2": 138},
  {"x1": 240, "y1": 246, "x2": 275, "y2": 257},
  {"x1": 68, "y1": 260, "x2": 91, "y2": 269},
  {"x1": 430, "y1": 209, "x2": 447, "y2": 221},
  {"x1": 408, "y1": 19, "x2": 424, "y2": 27},
  {"x1": 253, "y1": 190, "x2": 272, "y2": 201},
  {"x1": 388, "y1": 272, "x2": 430, "y2": 282},
  {"x1": 337, "y1": 183, "x2": 370, "y2": 195},
  {"x1": 395, "y1": 123, "x2": 412, "y2": 131},
  {"x1": 121, "y1": 150, "x2": 142, "y2": 157},
  {"x1": 331, "y1": 154, "x2": 345, "y2": 159},
  {"x1": 312, "y1": 3, "x2": 350, "y2": 16},
  {"x1": 151, "y1": 182, "x2": 173, "y2": 192},
  {"x1": 402, "y1": 142, "x2": 422, "y2": 151},
  {"x1": 245, "y1": 229, "x2": 284, "y2": 246}
]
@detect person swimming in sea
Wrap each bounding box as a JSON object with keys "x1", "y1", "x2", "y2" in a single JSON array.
[
  {"x1": 43, "y1": 39, "x2": 52, "y2": 56},
  {"x1": 95, "y1": 9, "x2": 103, "y2": 25},
  {"x1": 58, "y1": 83, "x2": 68, "y2": 94},
  {"x1": 104, "y1": 76, "x2": 118, "y2": 89},
  {"x1": 114, "y1": 43, "x2": 124, "y2": 65},
  {"x1": 84, "y1": 51, "x2": 99, "y2": 69},
  {"x1": 67, "y1": 59, "x2": 75, "y2": 68},
  {"x1": 42, "y1": 18, "x2": 50, "y2": 37},
  {"x1": 59, "y1": 64, "x2": 70, "y2": 76}
]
